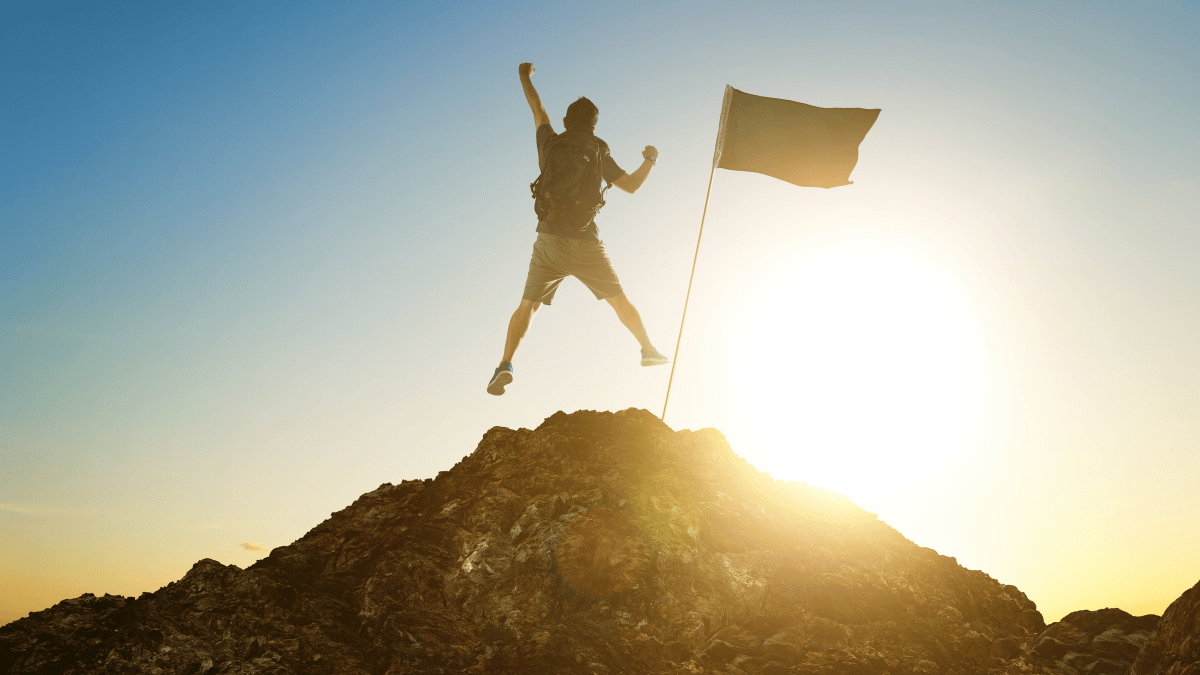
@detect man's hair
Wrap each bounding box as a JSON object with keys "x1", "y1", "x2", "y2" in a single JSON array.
[{"x1": 564, "y1": 97, "x2": 599, "y2": 131}]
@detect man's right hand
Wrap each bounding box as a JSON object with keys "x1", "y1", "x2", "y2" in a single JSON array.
[{"x1": 519, "y1": 62, "x2": 535, "y2": 78}]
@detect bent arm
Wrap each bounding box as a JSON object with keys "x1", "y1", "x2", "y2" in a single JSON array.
[
  {"x1": 613, "y1": 146, "x2": 658, "y2": 194},
  {"x1": 519, "y1": 63, "x2": 551, "y2": 129}
]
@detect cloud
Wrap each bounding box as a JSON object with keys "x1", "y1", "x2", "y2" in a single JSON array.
[{"x1": 240, "y1": 542, "x2": 268, "y2": 553}]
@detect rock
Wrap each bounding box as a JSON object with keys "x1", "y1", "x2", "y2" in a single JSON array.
[
  {"x1": 1029, "y1": 635, "x2": 1070, "y2": 661},
  {"x1": 1131, "y1": 577, "x2": 1200, "y2": 675},
  {"x1": 1019, "y1": 607, "x2": 1159, "y2": 675},
  {"x1": 701, "y1": 639, "x2": 738, "y2": 663},
  {"x1": 661, "y1": 640, "x2": 694, "y2": 664},
  {"x1": 0, "y1": 408, "x2": 1150, "y2": 674},
  {"x1": 989, "y1": 636, "x2": 1021, "y2": 659}
]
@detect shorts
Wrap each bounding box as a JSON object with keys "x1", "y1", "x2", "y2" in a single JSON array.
[{"x1": 522, "y1": 232, "x2": 623, "y2": 305}]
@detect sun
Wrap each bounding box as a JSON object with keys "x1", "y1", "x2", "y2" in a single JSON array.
[{"x1": 737, "y1": 251, "x2": 985, "y2": 502}]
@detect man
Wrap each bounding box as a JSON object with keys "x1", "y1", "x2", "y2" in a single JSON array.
[{"x1": 488, "y1": 62, "x2": 669, "y2": 396}]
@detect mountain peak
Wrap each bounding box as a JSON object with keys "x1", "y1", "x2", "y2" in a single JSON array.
[{"x1": 2, "y1": 408, "x2": 1189, "y2": 674}]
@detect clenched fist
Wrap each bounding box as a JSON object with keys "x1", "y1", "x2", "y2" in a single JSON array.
[
  {"x1": 519, "y1": 62, "x2": 535, "y2": 77},
  {"x1": 642, "y1": 145, "x2": 659, "y2": 162}
]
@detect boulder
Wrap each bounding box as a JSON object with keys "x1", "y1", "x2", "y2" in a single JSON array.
[{"x1": 1018, "y1": 607, "x2": 1159, "y2": 675}]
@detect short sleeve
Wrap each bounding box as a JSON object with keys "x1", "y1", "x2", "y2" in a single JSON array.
[
  {"x1": 601, "y1": 147, "x2": 625, "y2": 184},
  {"x1": 536, "y1": 124, "x2": 557, "y2": 171}
]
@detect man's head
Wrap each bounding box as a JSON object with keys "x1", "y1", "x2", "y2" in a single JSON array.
[{"x1": 564, "y1": 96, "x2": 599, "y2": 131}]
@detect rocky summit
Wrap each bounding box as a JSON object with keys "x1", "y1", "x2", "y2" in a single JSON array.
[{"x1": 0, "y1": 408, "x2": 1193, "y2": 674}]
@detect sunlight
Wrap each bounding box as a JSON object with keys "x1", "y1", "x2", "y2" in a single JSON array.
[{"x1": 738, "y1": 251, "x2": 984, "y2": 502}]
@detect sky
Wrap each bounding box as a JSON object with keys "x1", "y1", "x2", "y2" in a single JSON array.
[{"x1": 2, "y1": 0, "x2": 1198, "y2": 627}]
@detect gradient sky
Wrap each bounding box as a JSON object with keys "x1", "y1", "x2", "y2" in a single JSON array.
[{"x1": 3, "y1": 0, "x2": 1198, "y2": 627}]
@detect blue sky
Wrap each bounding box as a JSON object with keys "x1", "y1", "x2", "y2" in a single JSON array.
[{"x1": 3, "y1": 0, "x2": 1199, "y2": 625}]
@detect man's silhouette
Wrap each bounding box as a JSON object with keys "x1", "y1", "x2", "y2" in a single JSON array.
[{"x1": 488, "y1": 63, "x2": 668, "y2": 396}]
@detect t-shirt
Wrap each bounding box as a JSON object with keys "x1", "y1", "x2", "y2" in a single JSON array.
[{"x1": 534, "y1": 123, "x2": 626, "y2": 240}]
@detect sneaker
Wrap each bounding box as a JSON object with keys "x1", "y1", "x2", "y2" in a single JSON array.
[
  {"x1": 640, "y1": 347, "x2": 669, "y2": 366},
  {"x1": 487, "y1": 363, "x2": 514, "y2": 395}
]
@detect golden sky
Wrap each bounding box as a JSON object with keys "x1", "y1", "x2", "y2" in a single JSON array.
[{"x1": 3, "y1": 0, "x2": 1198, "y2": 626}]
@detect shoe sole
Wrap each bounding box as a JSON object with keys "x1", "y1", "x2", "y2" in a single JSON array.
[
  {"x1": 487, "y1": 371, "x2": 513, "y2": 395},
  {"x1": 641, "y1": 358, "x2": 669, "y2": 367}
]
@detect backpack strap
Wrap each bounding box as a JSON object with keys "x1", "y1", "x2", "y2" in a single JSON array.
[
  {"x1": 529, "y1": 133, "x2": 561, "y2": 216},
  {"x1": 597, "y1": 138, "x2": 612, "y2": 199}
]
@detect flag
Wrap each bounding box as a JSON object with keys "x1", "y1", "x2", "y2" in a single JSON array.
[{"x1": 714, "y1": 86, "x2": 880, "y2": 189}]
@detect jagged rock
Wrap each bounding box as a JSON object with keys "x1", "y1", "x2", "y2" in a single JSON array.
[
  {"x1": 1014, "y1": 607, "x2": 1158, "y2": 675},
  {"x1": 2, "y1": 408, "x2": 1069, "y2": 674},
  {"x1": 1131, "y1": 578, "x2": 1200, "y2": 675}
]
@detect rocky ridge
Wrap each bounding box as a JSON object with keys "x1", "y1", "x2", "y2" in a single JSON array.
[
  {"x1": 1024, "y1": 608, "x2": 1158, "y2": 675},
  {"x1": 1131, "y1": 579, "x2": 1200, "y2": 675},
  {"x1": 0, "y1": 408, "x2": 1192, "y2": 674}
]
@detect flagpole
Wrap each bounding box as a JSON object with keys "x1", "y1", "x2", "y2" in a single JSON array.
[
  {"x1": 662, "y1": 85, "x2": 732, "y2": 425},
  {"x1": 661, "y1": 163, "x2": 716, "y2": 423}
]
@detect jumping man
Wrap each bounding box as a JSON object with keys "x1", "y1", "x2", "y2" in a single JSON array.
[{"x1": 488, "y1": 62, "x2": 669, "y2": 396}]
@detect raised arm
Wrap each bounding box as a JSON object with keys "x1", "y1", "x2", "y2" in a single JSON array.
[
  {"x1": 613, "y1": 146, "x2": 658, "y2": 194},
  {"x1": 519, "y1": 63, "x2": 551, "y2": 129}
]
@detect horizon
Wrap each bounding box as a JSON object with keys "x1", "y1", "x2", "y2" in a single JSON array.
[{"x1": 3, "y1": 0, "x2": 1199, "y2": 628}]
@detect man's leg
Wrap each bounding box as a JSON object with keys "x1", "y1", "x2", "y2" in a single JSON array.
[
  {"x1": 605, "y1": 292, "x2": 653, "y2": 350},
  {"x1": 606, "y1": 292, "x2": 668, "y2": 365},
  {"x1": 489, "y1": 298, "x2": 542, "y2": 396},
  {"x1": 501, "y1": 298, "x2": 541, "y2": 365},
  {"x1": 572, "y1": 239, "x2": 666, "y2": 365}
]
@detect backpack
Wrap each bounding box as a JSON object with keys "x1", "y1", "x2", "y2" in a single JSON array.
[{"x1": 530, "y1": 130, "x2": 613, "y2": 230}]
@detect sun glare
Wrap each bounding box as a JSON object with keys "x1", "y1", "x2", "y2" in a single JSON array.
[{"x1": 738, "y1": 251, "x2": 984, "y2": 502}]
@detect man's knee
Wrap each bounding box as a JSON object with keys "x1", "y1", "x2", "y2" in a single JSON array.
[
  {"x1": 605, "y1": 292, "x2": 630, "y2": 309},
  {"x1": 517, "y1": 298, "x2": 542, "y2": 315}
]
